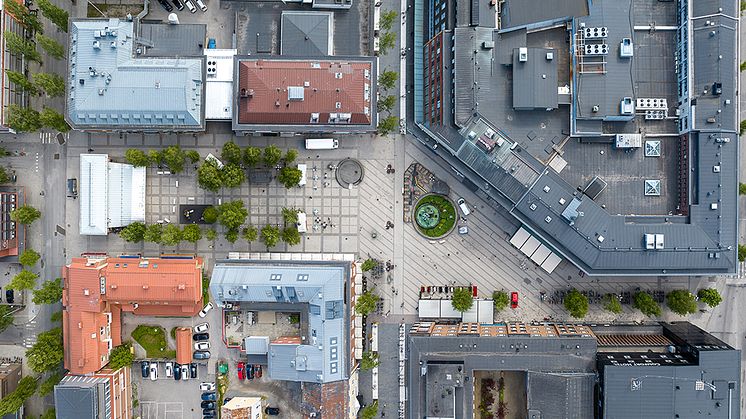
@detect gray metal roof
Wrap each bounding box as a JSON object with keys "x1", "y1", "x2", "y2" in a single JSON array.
[
  {"x1": 67, "y1": 19, "x2": 205, "y2": 131},
  {"x1": 138, "y1": 23, "x2": 207, "y2": 57},
  {"x1": 210, "y1": 259, "x2": 351, "y2": 383},
  {"x1": 512, "y1": 48, "x2": 558, "y2": 110},
  {"x1": 281, "y1": 12, "x2": 333, "y2": 56},
  {"x1": 527, "y1": 372, "x2": 594, "y2": 419},
  {"x1": 499, "y1": 0, "x2": 588, "y2": 30},
  {"x1": 54, "y1": 375, "x2": 108, "y2": 419}
]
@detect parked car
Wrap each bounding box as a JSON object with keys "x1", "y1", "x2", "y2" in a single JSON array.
[
  {"x1": 457, "y1": 198, "x2": 471, "y2": 216},
  {"x1": 184, "y1": 0, "x2": 197, "y2": 13},
  {"x1": 198, "y1": 302, "x2": 214, "y2": 318},
  {"x1": 149, "y1": 363, "x2": 158, "y2": 381},
  {"x1": 194, "y1": 341, "x2": 210, "y2": 351},
  {"x1": 190, "y1": 363, "x2": 198, "y2": 378},
  {"x1": 254, "y1": 364, "x2": 262, "y2": 378},
  {"x1": 265, "y1": 407, "x2": 280, "y2": 416},
  {"x1": 194, "y1": 351, "x2": 211, "y2": 360},
  {"x1": 199, "y1": 382, "x2": 215, "y2": 392},
  {"x1": 165, "y1": 362, "x2": 173, "y2": 378},
  {"x1": 201, "y1": 392, "x2": 216, "y2": 402},
  {"x1": 247, "y1": 364, "x2": 254, "y2": 380},
  {"x1": 140, "y1": 361, "x2": 150, "y2": 378},
  {"x1": 202, "y1": 409, "x2": 216, "y2": 416},
  {"x1": 237, "y1": 362, "x2": 245, "y2": 380},
  {"x1": 5, "y1": 290, "x2": 13, "y2": 304},
  {"x1": 203, "y1": 412, "x2": 215, "y2": 419},
  {"x1": 201, "y1": 401, "x2": 215, "y2": 409},
  {"x1": 195, "y1": 0, "x2": 207, "y2": 11},
  {"x1": 157, "y1": 0, "x2": 173, "y2": 12},
  {"x1": 511, "y1": 292, "x2": 519, "y2": 309},
  {"x1": 171, "y1": 0, "x2": 184, "y2": 10},
  {"x1": 174, "y1": 363, "x2": 182, "y2": 380},
  {"x1": 194, "y1": 322, "x2": 209, "y2": 333},
  {"x1": 181, "y1": 364, "x2": 189, "y2": 380},
  {"x1": 193, "y1": 333, "x2": 209, "y2": 341}
]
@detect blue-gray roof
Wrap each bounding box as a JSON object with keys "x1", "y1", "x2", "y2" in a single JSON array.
[
  {"x1": 67, "y1": 19, "x2": 205, "y2": 131},
  {"x1": 210, "y1": 259, "x2": 351, "y2": 383},
  {"x1": 54, "y1": 375, "x2": 109, "y2": 419}
]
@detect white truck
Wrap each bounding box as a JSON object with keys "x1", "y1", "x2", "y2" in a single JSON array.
[{"x1": 305, "y1": 138, "x2": 338, "y2": 150}]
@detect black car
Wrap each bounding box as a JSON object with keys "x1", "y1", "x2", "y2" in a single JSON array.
[
  {"x1": 157, "y1": 0, "x2": 173, "y2": 12},
  {"x1": 203, "y1": 413, "x2": 215, "y2": 419},
  {"x1": 202, "y1": 408, "x2": 216, "y2": 415},
  {"x1": 201, "y1": 401, "x2": 215, "y2": 409},
  {"x1": 223, "y1": 397, "x2": 233, "y2": 404},
  {"x1": 5, "y1": 289, "x2": 13, "y2": 304},
  {"x1": 247, "y1": 364, "x2": 254, "y2": 379},
  {"x1": 171, "y1": 0, "x2": 184, "y2": 9},
  {"x1": 200, "y1": 392, "x2": 216, "y2": 401},
  {"x1": 190, "y1": 363, "x2": 198, "y2": 378},
  {"x1": 265, "y1": 407, "x2": 280, "y2": 416},
  {"x1": 193, "y1": 333, "x2": 209, "y2": 341},
  {"x1": 140, "y1": 361, "x2": 149, "y2": 378},
  {"x1": 173, "y1": 363, "x2": 181, "y2": 380}
]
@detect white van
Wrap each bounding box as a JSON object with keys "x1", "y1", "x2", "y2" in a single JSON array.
[
  {"x1": 457, "y1": 198, "x2": 471, "y2": 216},
  {"x1": 305, "y1": 138, "x2": 339, "y2": 150},
  {"x1": 297, "y1": 164, "x2": 307, "y2": 186},
  {"x1": 296, "y1": 211, "x2": 307, "y2": 233}
]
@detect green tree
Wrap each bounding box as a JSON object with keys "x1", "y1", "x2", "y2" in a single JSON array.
[
  {"x1": 355, "y1": 289, "x2": 380, "y2": 316},
  {"x1": 40, "y1": 408, "x2": 55, "y2": 419},
  {"x1": 0, "y1": 305, "x2": 14, "y2": 334},
  {"x1": 564, "y1": 289, "x2": 589, "y2": 318},
  {"x1": 108, "y1": 343, "x2": 134, "y2": 369},
  {"x1": 32, "y1": 278, "x2": 62, "y2": 305},
  {"x1": 8, "y1": 269, "x2": 38, "y2": 290},
  {"x1": 119, "y1": 221, "x2": 146, "y2": 242},
  {"x1": 633, "y1": 292, "x2": 661, "y2": 317},
  {"x1": 377, "y1": 115, "x2": 399, "y2": 135},
  {"x1": 451, "y1": 287, "x2": 473, "y2": 312},
  {"x1": 380, "y1": 10, "x2": 398, "y2": 30},
  {"x1": 144, "y1": 223, "x2": 163, "y2": 244},
  {"x1": 220, "y1": 163, "x2": 245, "y2": 188},
  {"x1": 36, "y1": 34, "x2": 65, "y2": 59},
  {"x1": 0, "y1": 376, "x2": 37, "y2": 416},
  {"x1": 221, "y1": 141, "x2": 242, "y2": 165},
  {"x1": 197, "y1": 160, "x2": 222, "y2": 192},
  {"x1": 361, "y1": 258, "x2": 377, "y2": 272},
  {"x1": 284, "y1": 149, "x2": 298, "y2": 165},
  {"x1": 27, "y1": 327, "x2": 63, "y2": 373},
  {"x1": 603, "y1": 294, "x2": 622, "y2": 314},
  {"x1": 11, "y1": 204, "x2": 41, "y2": 224},
  {"x1": 360, "y1": 351, "x2": 379, "y2": 371},
  {"x1": 186, "y1": 150, "x2": 201, "y2": 164},
  {"x1": 739, "y1": 244, "x2": 746, "y2": 262},
  {"x1": 202, "y1": 206, "x2": 218, "y2": 224},
  {"x1": 378, "y1": 95, "x2": 396, "y2": 113},
  {"x1": 217, "y1": 200, "x2": 248, "y2": 231},
  {"x1": 162, "y1": 145, "x2": 187, "y2": 173},
  {"x1": 379, "y1": 32, "x2": 396, "y2": 55},
  {"x1": 281, "y1": 207, "x2": 299, "y2": 225},
  {"x1": 204, "y1": 228, "x2": 218, "y2": 241},
  {"x1": 260, "y1": 224, "x2": 280, "y2": 248},
  {"x1": 242, "y1": 225, "x2": 258, "y2": 242},
  {"x1": 37, "y1": 0, "x2": 69, "y2": 32},
  {"x1": 378, "y1": 69, "x2": 398, "y2": 90},
  {"x1": 148, "y1": 150, "x2": 164, "y2": 167},
  {"x1": 492, "y1": 290, "x2": 509, "y2": 312},
  {"x1": 40, "y1": 107, "x2": 70, "y2": 132},
  {"x1": 3, "y1": 0, "x2": 43, "y2": 33},
  {"x1": 697, "y1": 288, "x2": 722, "y2": 308},
  {"x1": 277, "y1": 166, "x2": 303, "y2": 188},
  {"x1": 38, "y1": 372, "x2": 63, "y2": 396},
  {"x1": 6, "y1": 104, "x2": 41, "y2": 132},
  {"x1": 19, "y1": 248, "x2": 40, "y2": 267},
  {"x1": 160, "y1": 224, "x2": 182, "y2": 246},
  {"x1": 7, "y1": 70, "x2": 36, "y2": 94},
  {"x1": 32, "y1": 72, "x2": 64, "y2": 97},
  {"x1": 281, "y1": 227, "x2": 301, "y2": 245},
  {"x1": 182, "y1": 224, "x2": 202, "y2": 243},
  {"x1": 263, "y1": 145, "x2": 283, "y2": 167},
  {"x1": 666, "y1": 290, "x2": 698, "y2": 316},
  {"x1": 5, "y1": 31, "x2": 41, "y2": 62},
  {"x1": 243, "y1": 146, "x2": 262, "y2": 167},
  {"x1": 225, "y1": 229, "x2": 239, "y2": 243},
  {"x1": 124, "y1": 149, "x2": 150, "y2": 167},
  {"x1": 360, "y1": 401, "x2": 379, "y2": 419},
  {"x1": 0, "y1": 166, "x2": 10, "y2": 184},
  {"x1": 50, "y1": 310, "x2": 62, "y2": 323},
  {"x1": 0, "y1": 147, "x2": 10, "y2": 157}
]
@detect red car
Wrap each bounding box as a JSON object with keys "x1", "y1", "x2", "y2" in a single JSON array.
[
  {"x1": 254, "y1": 364, "x2": 262, "y2": 378},
  {"x1": 237, "y1": 362, "x2": 245, "y2": 380},
  {"x1": 510, "y1": 292, "x2": 519, "y2": 309}
]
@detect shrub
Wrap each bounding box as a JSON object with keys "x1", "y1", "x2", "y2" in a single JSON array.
[
  {"x1": 19, "y1": 249, "x2": 40, "y2": 267},
  {"x1": 493, "y1": 291, "x2": 509, "y2": 312},
  {"x1": 202, "y1": 206, "x2": 218, "y2": 224},
  {"x1": 697, "y1": 288, "x2": 722, "y2": 308},
  {"x1": 603, "y1": 294, "x2": 622, "y2": 314}
]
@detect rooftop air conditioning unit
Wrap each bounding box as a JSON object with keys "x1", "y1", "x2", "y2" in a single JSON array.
[{"x1": 518, "y1": 47, "x2": 528, "y2": 62}]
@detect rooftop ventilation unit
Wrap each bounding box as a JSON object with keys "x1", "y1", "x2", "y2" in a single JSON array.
[
  {"x1": 636, "y1": 98, "x2": 667, "y2": 110},
  {"x1": 644, "y1": 110, "x2": 667, "y2": 120},
  {"x1": 206, "y1": 60, "x2": 217, "y2": 77},
  {"x1": 93, "y1": 41, "x2": 101, "y2": 49},
  {"x1": 644, "y1": 141, "x2": 661, "y2": 157},
  {"x1": 620, "y1": 97, "x2": 634, "y2": 115},
  {"x1": 644, "y1": 180, "x2": 661, "y2": 196},
  {"x1": 584, "y1": 44, "x2": 608, "y2": 56},
  {"x1": 518, "y1": 47, "x2": 528, "y2": 62},
  {"x1": 644, "y1": 234, "x2": 664, "y2": 250},
  {"x1": 614, "y1": 133, "x2": 642, "y2": 148},
  {"x1": 620, "y1": 38, "x2": 634, "y2": 57},
  {"x1": 584, "y1": 27, "x2": 608, "y2": 39}
]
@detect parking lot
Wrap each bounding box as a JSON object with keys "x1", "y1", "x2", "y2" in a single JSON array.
[{"x1": 133, "y1": 360, "x2": 213, "y2": 419}]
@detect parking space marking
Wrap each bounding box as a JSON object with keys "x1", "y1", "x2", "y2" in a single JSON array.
[
  {"x1": 140, "y1": 401, "x2": 157, "y2": 419},
  {"x1": 140, "y1": 401, "x2": 183, "y2": 419},
  {"x1": 163, "y1": 402, "x2": 183, "y2": 419}
]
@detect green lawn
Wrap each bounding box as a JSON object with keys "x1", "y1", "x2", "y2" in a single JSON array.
[
  {"x1": 415, "y1": 194, "x2": 457, "y2": 238},
  {"x1": 131, "y1": 325, "x2": 176, "y2": 359},
  {"x1": 202, "y1": 275, "x2": 210, "y2": 305}
]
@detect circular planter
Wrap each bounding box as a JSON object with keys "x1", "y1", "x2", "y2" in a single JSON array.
[{"x1": 412, "y1": 194, "x2": 457, "y2": 239}]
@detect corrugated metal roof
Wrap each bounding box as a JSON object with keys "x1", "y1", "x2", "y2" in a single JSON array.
[{"x1": 67, "y1": 19, "x2": 205, "y2": 131}]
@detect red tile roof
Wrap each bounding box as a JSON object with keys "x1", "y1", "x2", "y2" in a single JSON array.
[
  {"x1": 175, "y1": 327, "x2": 192, "y2": 365},
  {"x1": 237, "y1": 59, "x2": 373, "y2": 126},
  {"x1": 62, "y1": 256, "x2": 203, "y2": 375}
]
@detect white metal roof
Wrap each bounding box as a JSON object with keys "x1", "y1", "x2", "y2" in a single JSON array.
[
  {"x1": 205, "y1": 49, "x2": 236, "y2": 120},
  {"x1": 80, "y1": 154, "x2": 109, "y2": 235}
]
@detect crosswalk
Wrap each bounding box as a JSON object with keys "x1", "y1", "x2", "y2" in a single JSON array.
[
  {"x1": 39, "y1": 132, "x2": 69, "y2": 144},
  {"x1": 22, "y1": 320, "x2": 37, "y2": 348}
]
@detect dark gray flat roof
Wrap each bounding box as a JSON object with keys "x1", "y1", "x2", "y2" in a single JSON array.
[
  {"x1": 512, "y1": 48, "x2": 558, "y2": 110},
  {"x1": 499, "y1": 0, "x2": 588, "y2": 29},
  {"x1": 281, "y1": 11, "x2": 333, "y2": 56},
  {"x1": 138, "y1": 22, "x2": 206, "y2": 57}
]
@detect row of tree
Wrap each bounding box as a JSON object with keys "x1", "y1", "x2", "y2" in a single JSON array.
[
  {"x1": 125, "y1": 146, "x2": 201, "y2": 173},
  {"x1": 559, "y1": 288, "x2": 722, "y2": 319},
  {"x1": 376, "y1": 69, "x2": 401, "y2": 135}
]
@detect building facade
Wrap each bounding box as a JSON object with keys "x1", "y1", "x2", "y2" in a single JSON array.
[
  {"x1": 54, "y1": 366, "x2": 132, "y2": 419},
  {"x1": 0, "y1": 362, "x2": 21, "y2": 399}
]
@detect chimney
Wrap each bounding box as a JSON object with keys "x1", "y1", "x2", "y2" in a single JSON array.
[
  {"x1": 142, "y1": 284, "x2": 149, "y2": 290},
  {"x1": 178, "y1": 284, "x2": 186, "y2": 290},
  {"x1": 84, "y1": 289, "x2": 90, "y2": 296}
]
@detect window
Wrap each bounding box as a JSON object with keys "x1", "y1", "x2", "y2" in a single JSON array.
[
  {"x1": 270, "y1": 274, "x2": 282, "y2": 281},
  {"x1": 297, "y1": 274, "x2": 309, "y2": 281}
]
